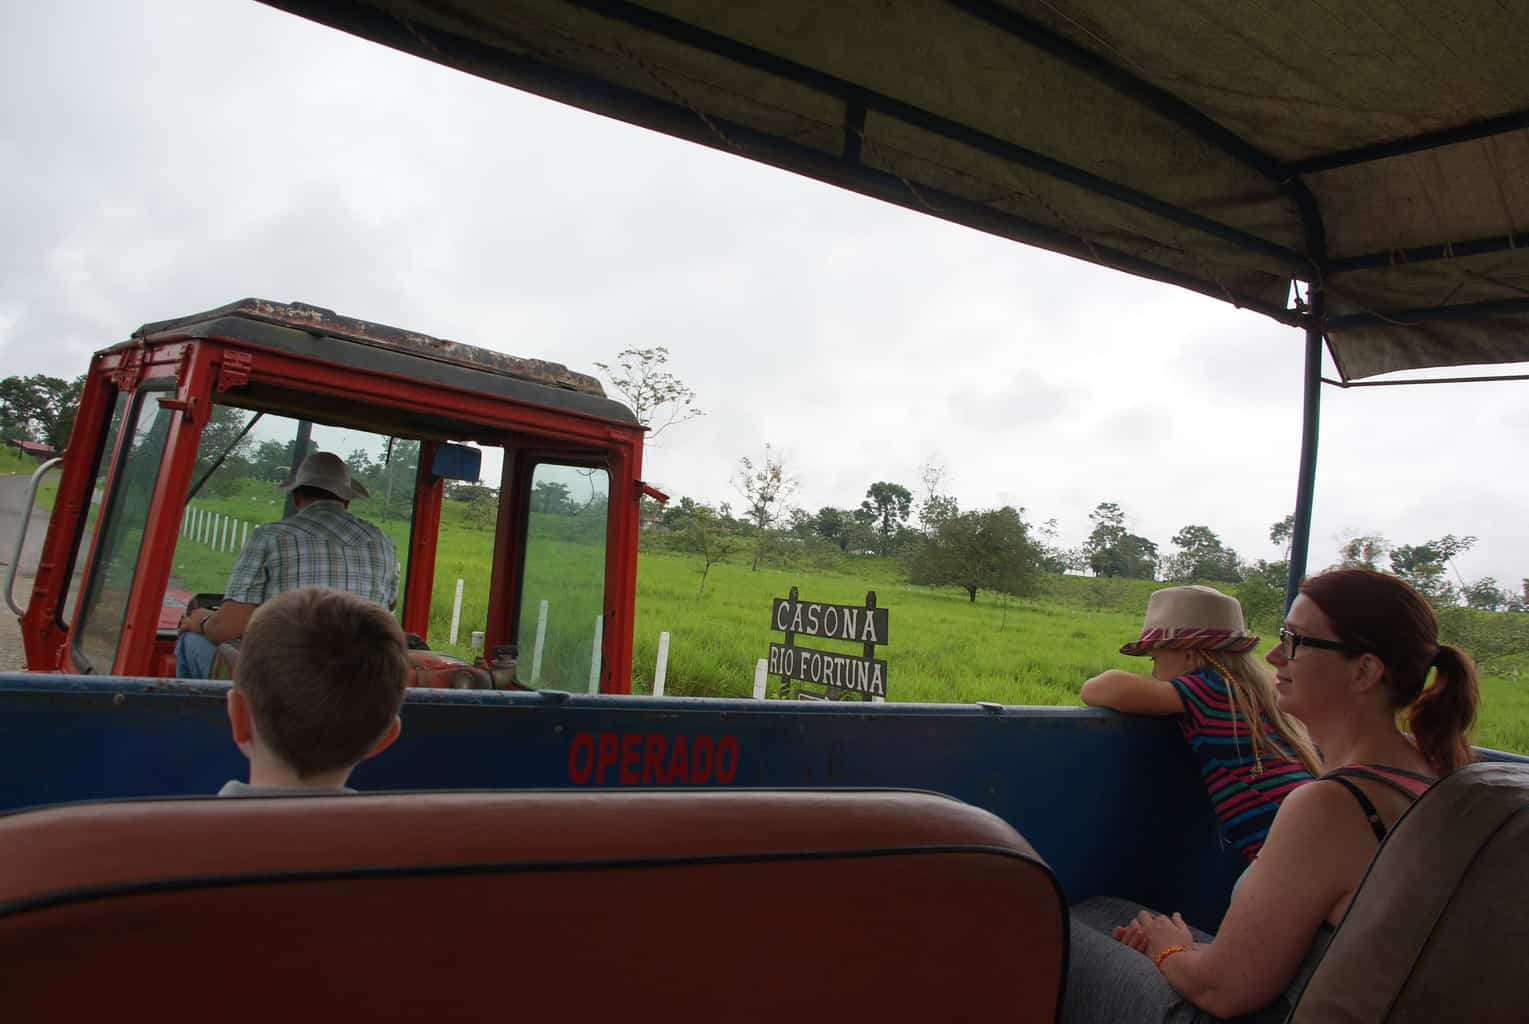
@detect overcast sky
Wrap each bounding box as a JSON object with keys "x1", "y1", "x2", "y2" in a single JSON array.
[{"x1": 5, "y1": 0, "x2": 1527, "y2": 591}]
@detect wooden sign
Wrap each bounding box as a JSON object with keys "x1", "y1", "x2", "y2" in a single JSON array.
[
  {"x1": 770, "y1": 598, "x2": 889, "y2": 645},
  {"x1": 766, "y1": 587, "x2": 888, "y2": 702},
  {"x1": 768, "y1": 642, "x2": 887, "y2": 697}
]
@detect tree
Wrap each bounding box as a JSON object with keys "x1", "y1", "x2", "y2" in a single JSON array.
[
  {"x1": 1270, "y1": 514, "x2": 1294, "y2": 561},
  {"x1": 860, "y1": 481, "x2": 913, "y2": 556},
  {"x1": 1237, "y1": 570, "x2": 1285, "y2": 634},
  {"x1": 921, "y1": 494, "x2": 960, "y2": 529},
  {"x1": 1085, "y1": 502, "x2": 1158, "y2": 579},
  {"x1": 917, "y1": 458, "x2": 955, "y2": 532},
  {"x1": 813, "y1": 506, "x2": 849, "y2": 549},
  {"x1": 1509, "y1": 580, "x2": 1529, "y2": 614},
  {"x1": 530, "y1": 480, "x2": 575, "y2": 515},
  {"x1": 1463, "y1": 577, "x2": 1509, "y2": 612},
  {"x1": 1091, "y1": 533, "x2": 1159, "y2": 580},
  {"x1": 366, "y1": 439, "x2": 420, "y2": 522},
  {"x1": 785, "y1": 507, "x2": 816, "y2": 539},
  {"x1": 1086, "y1": 501, "x2": 1125, "y2": 551},
  {"x1": 1165, "y1": 524, "x2": 1243, "y2": 583},
  {"x1": 733, "y1": 444, "x2": 797, "y2": 571},
  {"x1": 909, "y1": 506, "x2": 1040, "y2": 603},
  {"x1": 662, "y1": 495, "x2": 700, "y2": 530},
  {"x1": 1339, "y1": 534, "x2": 1389, "y2": 570},
  {"x1": 463, "y1": 486, "x2": 498, "y2": 529},
  {"x1": 344, "y1": 447, "x2": 376, "y2": 479},
  {"x1": 189, "y1": 406, "x2": 258, "y2": 497},
  {"x1": 1390, "y1": 534, "x2": 1475, "y2": 605},
  {"x1": 0, "y1": 373, "x2": 84, "y2": 448},
  {"x1": 1035, "y1": 517, "x2": 1082, "y2": 574},
  {"x1": 251, "y1": 436, "x2": 317, "y2": 484},
  {"x1": 594, "y1": 346, "x2": 703, "y2": 441},
  {"x1": 686, "y1": 505, "x2": 738, "y2": 597}
]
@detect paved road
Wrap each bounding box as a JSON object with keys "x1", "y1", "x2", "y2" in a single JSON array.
[{"x1": 0, "y1": 471, "x2": 55, "y2": 671}]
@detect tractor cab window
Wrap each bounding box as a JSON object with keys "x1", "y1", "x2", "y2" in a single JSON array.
[
  {"x1": 59, "y1": 389, "x2": 130, "y2": 626},
  {"x1": 167, "y1": 406, "x2": 417, "y2": 620},
  {"x1": 517, "y1": 464, "x2": 609, "y2": 691},
  {"x1": 73, "y1": 389, "x2": 175, "y2": 671}
]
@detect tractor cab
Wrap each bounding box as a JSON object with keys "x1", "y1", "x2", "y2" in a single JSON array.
[{"x1": 16, "y1": 299, "x2": 646, "y2": 692}]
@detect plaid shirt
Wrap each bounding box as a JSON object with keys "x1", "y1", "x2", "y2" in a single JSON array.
[{"x1": 224, "y1": 500, "x2": 399, "y2": 609}]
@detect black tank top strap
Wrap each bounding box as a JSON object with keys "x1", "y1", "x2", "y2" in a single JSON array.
[
  {"x1": 1323, "y1": 775, "x2": 1387, "y2": 842},
  {"x1": 1327, "y1": 764, "x2": 1434, "y2": 800}
]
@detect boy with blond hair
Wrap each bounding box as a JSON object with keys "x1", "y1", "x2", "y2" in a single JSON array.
[{"x1": 220, "y1": 586, "x2": 409, "y2": 796}]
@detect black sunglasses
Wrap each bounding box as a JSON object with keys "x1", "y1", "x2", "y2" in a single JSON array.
[{"x1": 1278, "y1": 627, "x2": 1363, "y2": 661}]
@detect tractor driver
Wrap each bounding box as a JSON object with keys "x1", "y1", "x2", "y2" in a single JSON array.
[{"x1": 174, "y1": 451, "x2": 400, "y2": 679}]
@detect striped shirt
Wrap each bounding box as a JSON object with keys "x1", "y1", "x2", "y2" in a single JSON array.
[
  {"x1": 224, "y1": 500, "x2": 399, "y2": 609},
  {"x1": 1168, "y1": 667, "x2": 1313, "y2": 863}
]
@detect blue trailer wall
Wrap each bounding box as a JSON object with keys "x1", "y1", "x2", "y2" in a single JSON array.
[{"x1": 0, "y1": 675, "x2": 1288, "y2": 927}]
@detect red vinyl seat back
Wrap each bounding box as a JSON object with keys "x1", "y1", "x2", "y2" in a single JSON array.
[{"x1": 0, "y1": 789, "x2": 1065, "y2": 1022}]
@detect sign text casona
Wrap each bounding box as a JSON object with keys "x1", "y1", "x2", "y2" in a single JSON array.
[{"x1": 770, "y1": 598, "x2": 889, "y2": 645}]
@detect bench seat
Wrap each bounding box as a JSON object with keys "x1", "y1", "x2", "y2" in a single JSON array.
[{"x1": 0, "y1": 788, "x2": 1066, "y2": 1022}]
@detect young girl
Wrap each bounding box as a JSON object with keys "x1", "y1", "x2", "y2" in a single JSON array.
[{"x1": 1081, "y1": 584, "x2": 1320, "y2": 863}]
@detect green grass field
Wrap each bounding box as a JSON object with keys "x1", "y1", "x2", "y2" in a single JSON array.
[
  {"x1": 625, "y1": 546, "x2": 1529, "y2": 754},
  {"x1": 13, "y1": 465, "x2": 1528, "y2": 754},
  {"x1": 0, "y1": 446, "x2": 43, "y2": 477}
]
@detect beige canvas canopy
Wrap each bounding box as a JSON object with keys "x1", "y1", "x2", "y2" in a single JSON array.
[
  {"x1": 258, "y1": 0, "x2": 1529, "y2": 584},
  {"x1": 262, "y1": 0, "x2": 1529, "y2": 382}
]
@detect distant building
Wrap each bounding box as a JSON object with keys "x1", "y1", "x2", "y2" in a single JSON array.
[{"x1": 5, "y1": 439, "x2": 58, "y2": 461}]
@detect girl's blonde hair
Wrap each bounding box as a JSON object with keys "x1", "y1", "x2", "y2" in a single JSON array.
[{"x1": 1197, "y1": 649, "x2": 1323, "y2": 776}]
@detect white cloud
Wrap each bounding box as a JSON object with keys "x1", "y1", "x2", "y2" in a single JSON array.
[{"x1": 3, "y1": 0, "x2": 1528, "y2": 590}]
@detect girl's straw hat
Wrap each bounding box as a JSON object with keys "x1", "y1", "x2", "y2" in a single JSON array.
[{"x1": 1120, "y1": 585, "x2": 1259, "y2": 656}]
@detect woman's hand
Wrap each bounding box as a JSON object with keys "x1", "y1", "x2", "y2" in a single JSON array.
[
  {"x1": 1135, "y1": 909, "x2": 1195, "y2": 957},
  {"x1": 1111, "y1": 921, "x2": 1150, "y2": 953}
]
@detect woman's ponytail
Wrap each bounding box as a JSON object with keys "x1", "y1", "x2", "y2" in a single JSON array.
[{"x1": 1406, "y1": 643, "x2": 1480, "y2": 775}]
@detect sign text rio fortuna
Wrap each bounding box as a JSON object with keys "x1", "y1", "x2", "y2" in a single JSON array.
[{"x1": 767, "y1": 587, "x2": 889, "y2": 700}]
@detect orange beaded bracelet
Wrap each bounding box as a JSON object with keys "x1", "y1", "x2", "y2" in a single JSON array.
[{"x1": 1154, "y1": 945, "x2": 1187, "y2": 972}]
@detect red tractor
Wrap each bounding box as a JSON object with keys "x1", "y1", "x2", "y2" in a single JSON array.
[{"x1": 14, "y1": 299, "x2": 650, "y2": 691}]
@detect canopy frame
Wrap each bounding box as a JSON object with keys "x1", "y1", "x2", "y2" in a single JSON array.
[{"x1": 257, "y1": 0, "x2": 1529, "y2": 604}]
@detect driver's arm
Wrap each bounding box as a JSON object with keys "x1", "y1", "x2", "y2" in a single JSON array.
[
  {"x1": 179, "y1": 600, "x2": 257, "y2": 645},
  {"x1": 200, "y1": 600, "x2": 256, "y2": 645}
]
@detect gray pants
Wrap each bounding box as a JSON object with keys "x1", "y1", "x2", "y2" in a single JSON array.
[{"x1": 1062, "y1": 897, "x2": 1222, "y2": 1024}]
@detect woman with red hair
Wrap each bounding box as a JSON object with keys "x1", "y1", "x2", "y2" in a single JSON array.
[{"x1": 1064, "y1": 568, "x2": 1480, "y2": 1022}]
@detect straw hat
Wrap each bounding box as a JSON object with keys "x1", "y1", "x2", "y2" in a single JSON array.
[
  {"x1": 1119, "y1": 584, "x2": 1258, "y2": 656},
  {"x1": 278, "y1": 451, "x2": 370, "y2": 500}
]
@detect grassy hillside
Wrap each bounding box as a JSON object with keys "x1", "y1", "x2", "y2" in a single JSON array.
[{"x1": 25, "y1": 472, "x2": 1529, "y2": 754}]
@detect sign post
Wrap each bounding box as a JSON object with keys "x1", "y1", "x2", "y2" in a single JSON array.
[{"x1": 766, "y1": 587, "x2": 888, "y2": 701}]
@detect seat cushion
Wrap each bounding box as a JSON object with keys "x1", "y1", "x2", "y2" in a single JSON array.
[
  {"x1": 1290, "y1": 761, "x2": 1529, "y2": 1023},
  {"x1": 0, "y1": 788, "x2": 1066, "y2": 1022}
]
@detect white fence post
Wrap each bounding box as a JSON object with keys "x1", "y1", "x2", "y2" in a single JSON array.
[
  {"x1": 181, "y1": 507, "x2": 190, "y2": 536},
  {"x1": 449, "y1": 578, "x2": 464, "y2": 645},
  {"x1": 653, "y1": 631, "x2": 670, "y2": 697},
  {"x1": 219, "y1": 516, "x2": 229, "y2": 552},
  {"x1": 530, "y1": 599, "x2": 548, "y2": 682},
  {"x1": 197, "y1": 508, "x2": 207, "y2": 545},
  {"x1": 753, "y1": 658, "x2": 769, "y2": 700},
  {"x1": 240, "y1": 521, "x2": 249, "y2": 550},
  {"x1": 588, "y1": 615, "x2": 603, "y2": 694}
]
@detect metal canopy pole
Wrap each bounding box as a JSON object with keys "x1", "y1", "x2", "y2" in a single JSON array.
[
  {"x1": 282, "y1": 420, "x2": 313, "y2": 520},
  {"x1": 1285, "y1": 296, "x2": 1325, "y2": 609}
]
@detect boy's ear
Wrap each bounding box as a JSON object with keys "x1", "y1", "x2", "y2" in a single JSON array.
[
  {"x1": 361, "y1": 716, "x2": 402, "y2": 762},
  {"x1": 226, "y1": 688, "x2": 255, "y2": 756}
]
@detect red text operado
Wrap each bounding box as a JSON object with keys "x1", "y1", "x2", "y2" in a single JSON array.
[{"x1": 568, "y1": 732, "x2": 740, "y2": 785}]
